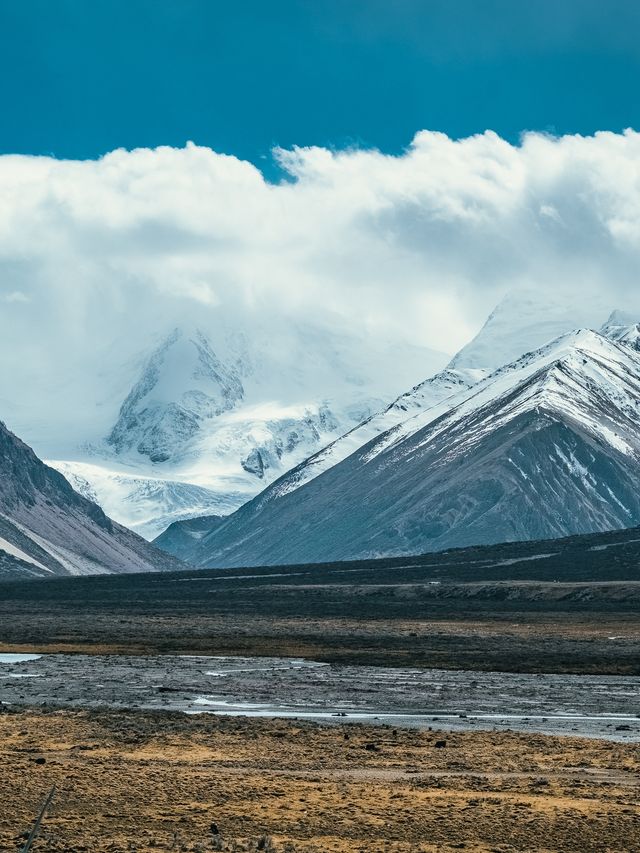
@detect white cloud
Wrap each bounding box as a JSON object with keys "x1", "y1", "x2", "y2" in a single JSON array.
[
  {"x1": 1, "y1": 290, "x2": 30, "y2": 303},
  {"x1": 0, "y1": 129, "x2": 639, "y2": 448}
]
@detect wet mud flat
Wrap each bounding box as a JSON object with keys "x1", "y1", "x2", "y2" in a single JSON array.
[
  {"x1": 1, "y1": 653, "x2": 639, "y2": 741},
  {"x1": 1, "y1": 706, "x2": 639, "y2": 853}
]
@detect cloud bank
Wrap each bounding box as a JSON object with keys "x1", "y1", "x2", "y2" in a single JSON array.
[{"x1": 1, "y1": 129, "x2": 639, "y2": 445}]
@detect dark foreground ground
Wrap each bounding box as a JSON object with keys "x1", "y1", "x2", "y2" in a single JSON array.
[{"x1": 1, "y1": 527, "x2": 640, "y2": 673}]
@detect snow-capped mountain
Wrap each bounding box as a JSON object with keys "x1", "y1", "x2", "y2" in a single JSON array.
[
  {"x1": 235, "y1": 366, "x2": 485, "y2": 508},
  {"x1": 600, "y1": 310, "x2": 640, "y2": 351},
  {"x1": 107, "y1": 328, "x2": 246, "y2": 463},
  {"x1": 449, "y1": 288, "x2": 607, "y2": 371},
  {"x1": 162, "y1": 290, "x2": 605, "y2": 517},
  {"x1": 153, "y1": 364, "x2": 482, "y2": 561},
  {"x1": 38, "y1": 289, "x2": 609, "y2": 540},
  {"x1": 0, "y1": 420, "x2": 182, "y2": 579},
  {"x1": 46, "y1": 322, "x2": 446, "y2": 538},
  {"x1": 167, "y1": 328, "x2": 640, "y2": 567}
]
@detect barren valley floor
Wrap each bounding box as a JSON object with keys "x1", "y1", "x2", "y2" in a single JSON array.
[
  {"x1": 1, "y1": 708, "x2": 639, "y2": 853},
  {"x1": 1, "y1": 539, "x2": 640, "y2": 850}
]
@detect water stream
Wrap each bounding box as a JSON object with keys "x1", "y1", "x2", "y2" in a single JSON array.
[{"x1": 1, "y1": 653, "x2": 638, "y2": 741}]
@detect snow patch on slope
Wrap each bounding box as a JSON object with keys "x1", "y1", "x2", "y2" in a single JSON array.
[{"x1": 0, "y1": 535, "x2": 51, "y2": 573}]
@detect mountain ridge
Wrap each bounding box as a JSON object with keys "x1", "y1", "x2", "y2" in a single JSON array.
[{"x1": 162, "y1": 328, "x2": 640, "y2": 567}]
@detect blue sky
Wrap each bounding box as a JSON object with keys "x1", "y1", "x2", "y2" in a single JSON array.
[{"x1": 1, "y1": 0, "x2": 639, "y2": 173}]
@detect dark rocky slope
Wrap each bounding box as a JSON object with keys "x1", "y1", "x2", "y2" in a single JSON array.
[{"x1": 0, "y1": 420, "x2": 183, "y2": 579}]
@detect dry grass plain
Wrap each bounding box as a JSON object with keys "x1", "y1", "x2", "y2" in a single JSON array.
[{"x1": 1, "y1": 708, "x2": 639, "y2": 853}]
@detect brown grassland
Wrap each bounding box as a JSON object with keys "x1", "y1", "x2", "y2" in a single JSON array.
[{"x1": 1, "y1": 707, "x2": 639, "y2": 853}]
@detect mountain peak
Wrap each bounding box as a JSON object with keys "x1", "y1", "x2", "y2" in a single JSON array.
[
  {"x1": 107, "y1": 327, "x2": 245, "y2": 463},
  {"x1": 449, "y1": 289, "x2": 608, "y2": 372},
  {"x1": 599, "y1": 311, "x2": 640, "y2": 352},
  {"x1": 601, "y1": 309, "x2": 639, "y2": 330}
]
